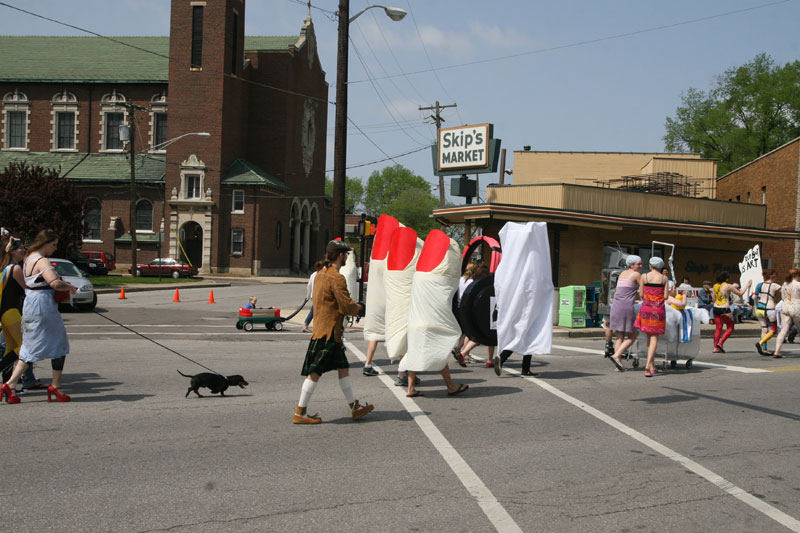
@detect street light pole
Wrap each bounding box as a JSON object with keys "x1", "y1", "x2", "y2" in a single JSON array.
[{"x1": 332, "y1": 3, "x2": 406, "y2": 239}]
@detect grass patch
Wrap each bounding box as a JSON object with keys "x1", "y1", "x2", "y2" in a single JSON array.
[{"x1": 87, "y1": 275, "x2": 203, "y2": 287}]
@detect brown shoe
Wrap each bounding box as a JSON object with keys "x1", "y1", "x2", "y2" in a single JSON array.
[
  {"x1": 292, "y1": 412, "x2": 322, "y2": 424},
  {"x1": 351, "y1": 400, "x2": 374, "y2": 421}
]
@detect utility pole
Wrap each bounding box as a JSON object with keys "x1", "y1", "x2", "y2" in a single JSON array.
[
  {"x1": 419, "y1": 100, "x2": 457, "y2": 206},
  {"x1": 120, "y1": 102, "x2": 148, "y2": 274},
  {"x1": 332, "y1": 0, "x2": 350, "y2": 240}
]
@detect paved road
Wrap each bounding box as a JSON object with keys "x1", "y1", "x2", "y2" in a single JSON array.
[{"x1": 3, "y1": 283, "x2": 800, "y2": 532}]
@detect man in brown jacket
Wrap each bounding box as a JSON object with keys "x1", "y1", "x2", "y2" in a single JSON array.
[{"x1": 293, "y1": 240, "x2": 374, "y2": 424}]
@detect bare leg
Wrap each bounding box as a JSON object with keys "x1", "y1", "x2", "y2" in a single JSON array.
[
  {"x1": 51, "y1": 369, "x2": 63, "y2": 390},
  {"x1": 406, "y1": 371, "x2": 419, "y2": 396},
  {"x1": 461, "y1": 339, "x2": 478, "y2": 358},
  {"x1": 645, "y1": 334, "x2": 658, "y2": 373},
  {"x1": 774, "y1": 316, "x2": 793, "y2": 356},
  {"x1": 3, "y1": 359, "x2": 29, "y2": 389},
  {"x1": 611, "y1": 332, "x2": 635, "y2": 366},
  {"x1": 365, "y1": 340, "x2": 378, "y2": 367}
]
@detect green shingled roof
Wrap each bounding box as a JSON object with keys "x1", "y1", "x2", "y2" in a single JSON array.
[
  {"x1": 222, "y1": 158, "x2": 289, "y2": 192},
  {"x1": 0, "y1": 152, "x2": 165, "y2": 182},
  {"x1": 0, "y1": 35, "x2": 299, "y2": 83}
]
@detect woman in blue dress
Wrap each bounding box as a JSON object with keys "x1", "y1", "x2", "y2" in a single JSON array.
[{"x1": 0, "y1": 230, "x2": 77, "y2": 404}]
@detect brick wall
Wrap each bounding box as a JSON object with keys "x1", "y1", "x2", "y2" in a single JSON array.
[{"x1": 717, "y1": 139, "x2": 800, "y2": 271}]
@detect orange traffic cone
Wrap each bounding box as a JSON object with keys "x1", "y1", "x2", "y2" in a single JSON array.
[
  {"x1": 172, "y1": 288, "x2": 181, "y2": 302},
  {"x1": 208, "y1": 290, "x2": 216, "y2": 304},
  {"x1": 118, "y1": 286, "x2": 127, "y2": 299}
]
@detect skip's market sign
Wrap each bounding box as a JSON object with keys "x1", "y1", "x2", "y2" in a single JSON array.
[{"x1": 437, "y1": 123, "x2": 492, "y2": 171}]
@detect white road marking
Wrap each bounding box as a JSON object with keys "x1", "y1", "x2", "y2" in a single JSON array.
[
  {"x1": 498, "y1": 364, "x2": 800, "y2": 531},
  {"x1": 345, "y1": 341, "x2": 522, "y2": 533},
  {"x1": 552, "y1": 344, "x2": 772, "y2": 374}
]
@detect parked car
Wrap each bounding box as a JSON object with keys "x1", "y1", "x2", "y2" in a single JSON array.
[
  {"x1": 129, "y1": 258, "x2": 198, "y2": 279},
  {"x1": 68, "y1": 251, "x2": 109, "y2": 276},
  {"x1": 77, "y1": 250, "x2": 116, "y2": 271},
  {"x1": 50, "y1": 258, "x2": 97, "y2": 312}
]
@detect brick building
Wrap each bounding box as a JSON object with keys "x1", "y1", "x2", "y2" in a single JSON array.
[
  {"x1": 716, "y1": 137, "x2": 800, "y2": 274},
  {"x1": 0, "y1": 0, "x2": 330, "y2": 275}
]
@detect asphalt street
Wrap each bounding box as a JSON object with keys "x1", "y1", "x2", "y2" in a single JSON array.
[{"x1": 3, "y1": 282, "x2": 800, "y2": 532}]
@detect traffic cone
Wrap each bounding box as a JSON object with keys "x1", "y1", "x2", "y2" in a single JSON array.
[
  {"x1": 172, "y1": 288, "x2": 181, "y2": 302},
  {"x1": 208, "y1": 290, "x2": 216, "y2": 304},
  {"x1": 118, "y1": 286, "x2": 127, "y2": 299}
]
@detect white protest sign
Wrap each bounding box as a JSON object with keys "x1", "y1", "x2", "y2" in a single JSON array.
[{"x1": 738, "y1": 245, "x2": 763, "y2": 299}]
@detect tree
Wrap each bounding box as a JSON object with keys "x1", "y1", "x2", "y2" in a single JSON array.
[
  {"x1": 384, "y1": 188, "x2": 439, "y2": 237},
  {"x1": 0, "y1": 162, "x2": 85, "y2": 256},
  {"x1": 325, "y1": 175, "x2": 364, "y2": 214},
  {"x1": 363, "y1": 165, "x2": 432, "y2": 216},
  {"x1": 664, "y1": 53, "x2": 800, "y2": 176}
]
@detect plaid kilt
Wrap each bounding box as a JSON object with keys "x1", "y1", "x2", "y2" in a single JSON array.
[{"x1": 301, "y1": 337, "x2": 350, "y2": 376}]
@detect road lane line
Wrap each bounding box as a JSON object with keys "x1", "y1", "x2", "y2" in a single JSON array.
[
  {"x1": 552, "y1": 344, "x2": 772, "y2": 373},
  {"x1": 499, "y1": 364, "x2": 800, "y2": 531},
  {"x1": 345, "y1": 341, "x2": 522, "y2": 533}
]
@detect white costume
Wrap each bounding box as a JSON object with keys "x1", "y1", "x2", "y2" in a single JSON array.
[
  {"x1": 384, "y1": 228, "x2": 423, "y2": 361},
  {"x1": 494, "y1": 222, "x2": 554, "y2": 356},
  {"x1": 363, "y1": 215, "x2": 401, "y2": 342},
  {"x1": 403, "y1": 230, "x2": 462, "y2": 371},
  {"x1": 338, "y1": 249, "x2": 359, "y2": 303}
]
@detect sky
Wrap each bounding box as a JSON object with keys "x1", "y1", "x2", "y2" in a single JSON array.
[{"x1": 1, "y1": 0, "x2": 799, "y2": 204}]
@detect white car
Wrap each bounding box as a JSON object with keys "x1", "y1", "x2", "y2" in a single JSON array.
[{"x1": 50, "y1": 258, "x2": 97, "y2": 311}]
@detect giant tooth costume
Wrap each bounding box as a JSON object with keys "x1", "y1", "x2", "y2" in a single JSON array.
[
  {"x1": 384, "y1": 227, "x2": 423, "y2": 361},
  {"x1": 403, "y1": 229, "x2": 462, "y2": 371},
  {"x1": 363, "y1": 215, "x2": 401, "y2": 342},
  {"x1": 494, "y1": 222, "x2": 554, "y2": 356}
]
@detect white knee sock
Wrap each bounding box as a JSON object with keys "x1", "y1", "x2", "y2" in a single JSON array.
[
  {"x1": 298, "y1": 379, "x2": 317, "y2": 408},
  {"x1": 339, "y1": 376, "x2": 356, "y2": 404}
]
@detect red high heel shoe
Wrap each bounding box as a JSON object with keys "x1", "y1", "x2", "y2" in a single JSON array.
[
  {"x1": 1, "y1": 383, "x2": 21, "y2": 404},
  {"x1": 47, "y1": 385, "x2": 71, "y2": 403}
]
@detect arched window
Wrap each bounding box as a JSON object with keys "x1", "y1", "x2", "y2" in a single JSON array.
[
  {"x1": 135, "y1": 199, "x2": 153, "y2": 231},
  {"x1": 84, "y1": 198, "x2": 101, "y2": 240}
]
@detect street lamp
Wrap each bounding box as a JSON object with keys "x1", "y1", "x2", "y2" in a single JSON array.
[
  {"x1": 119, "y1": 120, "x2": 210, "y2": 274},
  {"x1": 332, "y1": 3, "x2": 407, "y2": 239}
]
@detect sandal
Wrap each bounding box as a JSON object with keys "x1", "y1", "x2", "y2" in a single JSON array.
[
  {"x1": 447, "y1": 384, "x2": 469, "y2": 396},
  {"x1": 609, "y1": 356, "x2": 625, "y2": 372},
  {"x1": 406, "y1": 390, "x2": 424, "y2": 397}
]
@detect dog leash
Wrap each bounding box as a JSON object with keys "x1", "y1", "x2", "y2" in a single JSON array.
[{"x1": 92, "y1": 310, "x2": 227, "y2": 379}]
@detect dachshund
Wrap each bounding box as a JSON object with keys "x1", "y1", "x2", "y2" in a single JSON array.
[{"x1": 177, "y1": 370, "x2": 249, "y2": 398}]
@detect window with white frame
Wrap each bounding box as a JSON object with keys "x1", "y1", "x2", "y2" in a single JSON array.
[
  {"x1": 231, "y1": 228, "x2": 244, "y2": 256},
  {"x1": 135, "y1": 199, "x2": 153, "y2": 231},
  {"x1": 83, "y1": 198, "x2": 102, "y2": 240},
  {"x1": 186, "y1": 174, "x2": 201, "y2": 199},
  {"x1": 100, "y1": 91, "x2": 127, "y2": 152},
  {"x1": 232, "y1": 190, "x2": 244, "y2": 213},
  {"x1": 2, "y1": 90, "x2": 30, "y2": 150},
  {"x1": 50, "y1": 90, "x2": 79, "y2": 152},
  {"x1": 150, "y1": 93, "x2": 168, "y2": 151}
]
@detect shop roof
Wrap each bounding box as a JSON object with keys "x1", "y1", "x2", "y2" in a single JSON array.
[{"x1": 0, "y1": 35, "x2": 298, "y2": 83}]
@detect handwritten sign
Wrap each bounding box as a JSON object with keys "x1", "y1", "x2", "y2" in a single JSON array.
[{"x1": 738, "y1": 245, "x2": 763, "y2": 299}]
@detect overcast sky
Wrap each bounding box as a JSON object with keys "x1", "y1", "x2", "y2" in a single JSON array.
[{"x1": 1, "y1": 0, "x2": 798, "y2": 203}]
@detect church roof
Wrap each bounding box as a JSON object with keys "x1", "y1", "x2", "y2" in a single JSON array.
[
  {"x1": 221, "y1": 158, "x2": 289, "y2": 193},
  {"x1": 0, "y1": 152, "x2": 166, "y2": 182},
  {"x1": 0, "y1": 35, "x2": 299, "y2": 83}
]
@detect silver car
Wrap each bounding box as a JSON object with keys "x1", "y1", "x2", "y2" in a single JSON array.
[{"x1": 50, "y1": 258, "x2": 97, "y2": 311}]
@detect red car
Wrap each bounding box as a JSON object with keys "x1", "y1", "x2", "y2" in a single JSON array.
[{"x1": 129, "y1": 258, "x2": 198, "y2": 278}]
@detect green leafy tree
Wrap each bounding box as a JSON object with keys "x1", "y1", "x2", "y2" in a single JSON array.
[
  {"x1": 325, "y1": 175, "x2": 364, "y2": 213},
  {"x1": 0, "y1": 162, "x2": 84, "y2": 256},
  {"x1": 664, "y1": 53, "x2": 800, "y2": 176},
  {"x1": 384, "y1": 188, "x2": 439, "y2": 237},
  {"x1": 363, "y1": 165, "x2": 432, "y2": 216}
]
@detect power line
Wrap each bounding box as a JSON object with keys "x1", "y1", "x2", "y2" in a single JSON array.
[
  {"x1": 404, "y1": 0, "x2": 465, "y2": 126},
  {"x1": 351, "y1": 0, "x2": 791, "y2": 85},
  {"x1": 348, "y1": 37, "x2": 431, "y2": 146},
  {"x1": 0, "y1": 1, "x2": 408, "y2": 170}
]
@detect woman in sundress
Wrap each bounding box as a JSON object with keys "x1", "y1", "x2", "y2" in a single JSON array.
[
  {"x1": 608, "y1": 255, "x2": 642, "y2": 372},
  {"x1": 635, "y1": 257, "x2": 668, "y2": 378},
  {"x1": 0, "y1": 230, "x2": 77, "y2": 404}
]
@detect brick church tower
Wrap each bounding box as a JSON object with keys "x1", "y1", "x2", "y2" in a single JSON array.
[{"x1": 165, "y1": 0, "x2": 248, "y2": 271}]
